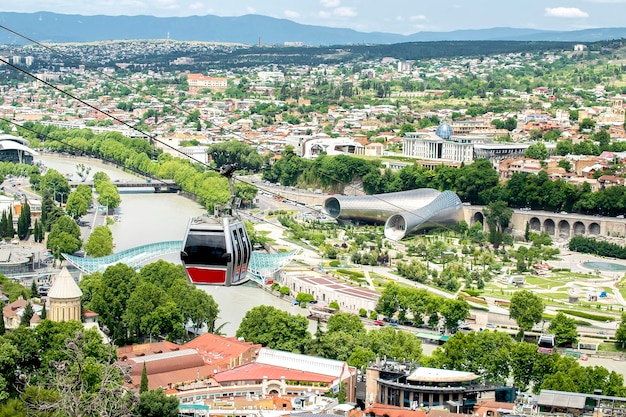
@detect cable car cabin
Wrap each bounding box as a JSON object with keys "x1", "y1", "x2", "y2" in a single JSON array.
[
  {"x1": 538, "y1": 334, "x2": 556, "y2": 354},
  {"x1": 181, "y1": 215, "x2": 252, "y2": 286}
]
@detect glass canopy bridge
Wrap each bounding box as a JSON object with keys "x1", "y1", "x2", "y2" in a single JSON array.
[{"x1": 62, "y1": 241, "x2": 298, "y2": 283}]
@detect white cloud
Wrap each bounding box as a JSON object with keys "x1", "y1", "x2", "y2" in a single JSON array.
[
  {"x1": 545, "y1": 7, "x2": 589, "y2": 18},
  {"x1": 284, "y1": 9, "x2": 300, "y2": 18},
  {"x1": 395, "y1": 16, "x2": 404, "y2": 21},
  {"x1": 188, "y1": 2, "x2": 205, "y2": 10},
  {"x1": 333, "y1": 6, "x2": 356, "y2": 17},
  {"x1": 154, "y1": 0, "x2": 179, "y2": 10},
  {"x1": 586, "y1": 0, "x2": 626, "y2": 2},
  {"x1": 409, "y1": 15, "x2": 427, "y2": 21},
  {"x1": 320, "y1": 0, "x2": 341, "y2": 7},
  {"x1": 318, "y1": 10, "x2": 331, "y2": 19},
  {"x1": 246, "y1": 6, "x2": 256, "y2": 14}
]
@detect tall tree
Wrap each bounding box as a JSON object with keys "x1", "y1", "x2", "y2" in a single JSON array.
[
  {"x1": 510, "y1": 290, "x2": 544, "y2": 338},
  {"x1": 439, "y1": 298, "x2": 470, "y2": 331},
  {"x1": 483, "y1": 200, "x2": 513, "y2": 248},
  {"x1": 20, "y1": 303, "x2": 35, "y2": 327},
  {"x1": 30, "y1": 281, "x2": 38, "y2": 298},
  {"x1": 140, "y1": 363, "x2": 149, "y2": 394},
  {"x1": 548, "y1": 312, "x2": 578, "y2": 347},
  {"x1": 17, "y1": 202, "x2": 31, "y2": 240}
]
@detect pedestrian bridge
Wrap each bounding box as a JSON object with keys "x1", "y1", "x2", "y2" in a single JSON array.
[{"x1": 62, "y1": 241, "x2": 298, "y2": 281}]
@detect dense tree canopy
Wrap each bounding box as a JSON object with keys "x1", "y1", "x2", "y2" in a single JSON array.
[
  {"x1": 236, "y1": 305, "x2": 311, "y2": 353},
  {"x1": 84, "y1": 225, "x2": 114, "y2": 257},
  {"x1": 46, "y1": 215, "x2": 82, "y2": 259}
]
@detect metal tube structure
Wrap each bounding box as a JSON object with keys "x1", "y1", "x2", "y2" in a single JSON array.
[
  {"x1": 324, "y1": 189, "x2": 442, "y2": 224},
  {"x1": 384, "y1": 190, "x2": 463, "y2": 240}
]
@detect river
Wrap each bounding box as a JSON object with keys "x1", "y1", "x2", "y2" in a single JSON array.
[{"x1": 35, "y1": 154, "x2": 312, "y2": 337}]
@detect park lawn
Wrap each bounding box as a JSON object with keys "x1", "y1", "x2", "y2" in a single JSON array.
[
  {"x1": 525, "y1": 276, "x2": 555, "y2": 287},
  {"x1": 552, "y1": 271, "x2": 596, "y2": 280},
  {"x1": 598, "y1": 341, "x2": 625, "y2": 352},
  {"x1": 541, "y1": 292, "x2": 572, "y2": 300}
]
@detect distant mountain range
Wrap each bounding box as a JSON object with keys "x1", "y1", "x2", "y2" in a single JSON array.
[{"x1": 1, "y1": 11, "x2": 626, "y2": 46}]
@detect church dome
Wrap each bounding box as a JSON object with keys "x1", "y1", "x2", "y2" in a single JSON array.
[
  {"x1": 48, "y1": 267, "x2": 83, "y2": 299},
  {"x1": 435, "y1": 122, "x2": 454, "y2": 140}
]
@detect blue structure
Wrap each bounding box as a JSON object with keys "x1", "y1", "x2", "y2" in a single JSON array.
[
  {"x1": 435, "y1": 122, "x2": 454, "y2": 140},
  {"x1": 62, "y1": 241, "x2": 297, "y2": 282}
]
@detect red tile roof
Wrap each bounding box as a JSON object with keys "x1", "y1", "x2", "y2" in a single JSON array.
[
  {"x1": 365, "y1": 404, "x2": 427, "y2": 417},
  {"x1": 212, "y1": 362, "x2": 336, "y2": 384},
  {"x1": 117, "y1": 341, "x2": 181, "y2": 360},
  {"x1": 182, "y1": 333, "x2": 260, "y2": 369}
]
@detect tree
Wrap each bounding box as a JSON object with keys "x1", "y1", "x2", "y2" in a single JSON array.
[
  {"x1": 364, "y1": 326, "x2": 422, "y2": 362},
  {"x1": 123, "y1": 282, "x2": 168, "y2": 338},
  {"x1": 483, "y1": 200, "x2": 513, "y2": 247},
  {"x1": 65, "y1": 185, "x2": 91, "y2": 219},
  {"x1": 46, "y1": 215, "x2": 82, "y2": 259},
  {"x1": 0, "y1": 338, "x2": 19, "y2": 401},
  {"x1": 426, "y1": 330, "x2": 513, "y2": 384},
  {"x1": 548, "y1": 312, "x2": 578, "y2": 346},
  {"x1": 20, "y1": 303, "x2": 35, "y2": 327},
  {"x1": 375, "y1": 282, "x2": 400, "y2": 318},
  {"x1": 326, "y1": 312, "x2": 366, "y2": 338},
  {"x1": 557, "y1": 159, "x2": 572, "y2": 172},
  {"x1": 510, "y1": 290, "x2": 544, "y2": 337},
  {"x1": 30, "y1": 281, "x2": 39, "y2": 298},
  {"x1": 616, "y1": 312, "x2": 626, "y2": 348},
  {"x1": 84, "y1": 225, "x2": 114, "y2": 257},
  {"x1": 140, "y1": 363, "x2": 149, "y2": 394},
  {"x1": 510, "y1": 341, "x2": 541, "y2": 392},
  {"x1": 24, "y1": 331, "x2": 138, "y2": 417},
  {"x1": 439, "y1": 298, "x2": 470, "y2": 331},
  {"x1": 295, "y1": 292, "x2": 315, "y2": 307},
  {"x1": 236, "y1": 305, "x2": 311, "y2": 353},
  {"x1": 88, "y1": 263, "x2": 138, "y2": 343},
  {"x1": 33, "y1": 219, "x2": 44, "y2": 243},
  {"x1": 135, "y1": 388, "x2": 179, "y2": 417},
  {"x1": 167, "y1": 280, "x2": 219, "y2": 334},
  {"x1": 524, "y1": 142, "x2": 549, "y2": 160},
  {"x1": 141, "y1": 301, "x2": 184, "y2": 342},
  {"x1": 17, "y1": 201, "x2": 31, "y2": 240}
]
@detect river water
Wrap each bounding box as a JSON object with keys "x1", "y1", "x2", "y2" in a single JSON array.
[{"x1": 35, "y1": 154, "x2": 311, "y2": 337}]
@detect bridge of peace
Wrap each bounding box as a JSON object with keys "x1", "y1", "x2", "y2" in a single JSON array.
[{"x1": 464, "y1": 206, "x2": 626, "y2": 241}]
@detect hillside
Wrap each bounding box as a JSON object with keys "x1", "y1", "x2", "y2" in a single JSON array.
[{"x1": 1, "y1": 11, "x2": 626, "y2": 46}]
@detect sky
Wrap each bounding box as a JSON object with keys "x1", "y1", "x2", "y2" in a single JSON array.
[{"x1": 1, "y1": 0, "x2": 626, "y2": 35}]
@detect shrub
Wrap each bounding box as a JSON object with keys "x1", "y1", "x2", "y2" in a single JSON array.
[
  {"x1": 359, "y1": 308, "x2": 367, "y2": 317},
  {"x1": 555, "y1": 309, "x2": 615, "y2": 322}
]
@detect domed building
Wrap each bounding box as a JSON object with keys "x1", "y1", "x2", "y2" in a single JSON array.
[
  {"x1": 435, "y1": 122, "x2": 454, "y2": 140},
  {"x1": 48, "y1": 267, "x2": 82, "y2": 322}
]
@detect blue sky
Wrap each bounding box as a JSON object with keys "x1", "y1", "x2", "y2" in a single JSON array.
[{"x1": 1, "y1": 0, "x2": 626, "y2": 34}]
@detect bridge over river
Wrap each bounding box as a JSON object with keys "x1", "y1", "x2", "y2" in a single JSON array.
[{"x1": 69, "y1": 179, "x2": 180, "y2": 192}]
